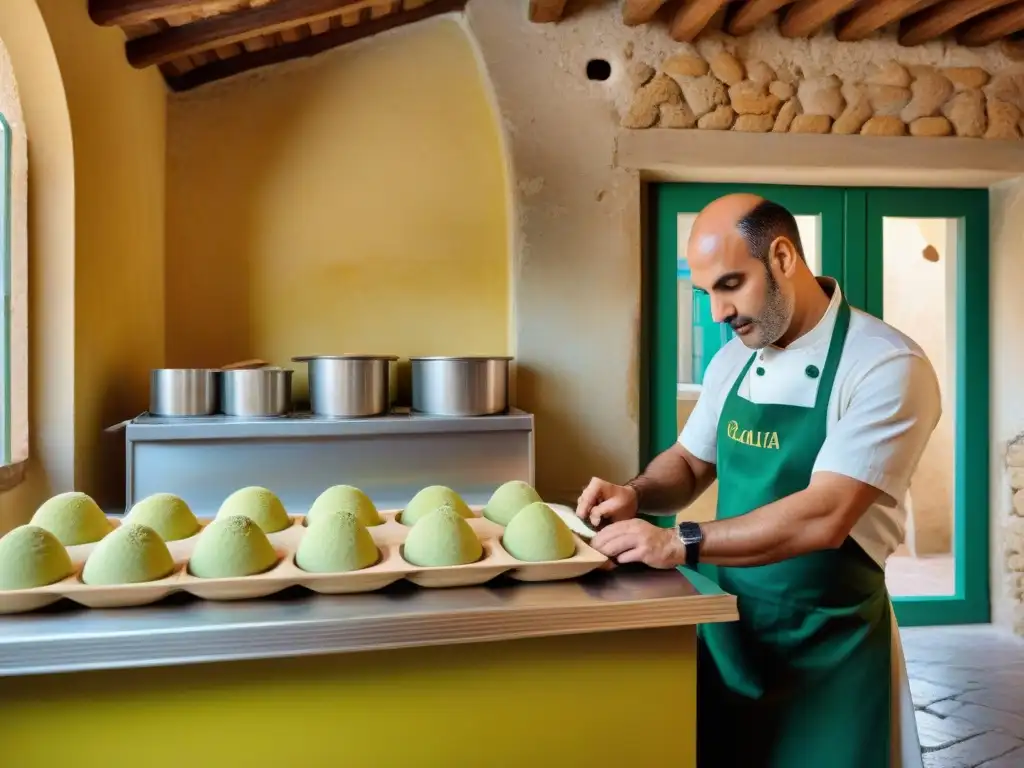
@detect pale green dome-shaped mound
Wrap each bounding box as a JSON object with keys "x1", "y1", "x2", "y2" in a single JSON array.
[
  {"x1": 502, "y1": 502, "x2": 576, "y2": 562},
  {"x1": 296, "y1": 510, "x2": 380, "y2": 573},
  {"x1": 82, "y1": 523, "x2": 176, "y2": 586},
  {"x1": 306, "y1": 485, "x2": 382, "y2": 528},
  {"x1": 483, "y1": 480, "x2": 543, "y2": 526},
  {"x1": 126, "y1": 493, "x2": 201, "y2": 541},
  {"x1": 400, "y1": 485, "x2": 473, "y2": 526},
  {"x1": 30, "y1": 491, "x2": 113, "y2": 546},
  {"x1": 0, "y1": 525, "x2": 74, "y2": 590},
  {"x1": 189, "y1": 515, "x2": 279, "y2": 579},
  {"x1": 216, "y1": 486, "x2": 291, "y2": 533},
  {"x1": 402, "y1": 507, "x2": 483, "y2": 567}
]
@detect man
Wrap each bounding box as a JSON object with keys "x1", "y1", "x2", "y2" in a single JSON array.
[{"x1": 577, "y1": 194, "x2": 940, "y2": 767}]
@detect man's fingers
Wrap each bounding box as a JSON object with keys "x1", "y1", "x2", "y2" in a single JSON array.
[
  {"x1": 615, "y1": 546, "x2": 646, "y2": 564},
  {"x1": 575, "y1": 478, "x2": 604, "y2": 519},
  {"x1": 587, "y1": 498, "x2": 623, "y2": 528},
  {"x1": 592, "y1": 527, "x2": 638, "y2": 558}
]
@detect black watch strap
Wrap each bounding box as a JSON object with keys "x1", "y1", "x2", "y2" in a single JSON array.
[{"x1": 677, "y1": 521, "x2": 703, "y2": 567}]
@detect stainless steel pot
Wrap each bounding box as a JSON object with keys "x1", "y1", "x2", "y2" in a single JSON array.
[
  {"x1": 409, "y1": 356, "x2": 512, "y2": 416},
  {"x1": 292, "y1": 355, "x2": 397, "y2": 417},
  {"x1": 220, "y1": 367, "x2": 293, "y2": 417},
  {"x1": 149, "y1": 369, "x2": 218, "y2": 417}
]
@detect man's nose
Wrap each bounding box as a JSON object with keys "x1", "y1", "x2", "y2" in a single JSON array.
[{"x1": 710, "y1": 295, "x2": 734, "y2": 324}]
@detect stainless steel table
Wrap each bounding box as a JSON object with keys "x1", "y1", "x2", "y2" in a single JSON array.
[{"x1": 0, "y1": 567, "x2": 736, "y2": 677}]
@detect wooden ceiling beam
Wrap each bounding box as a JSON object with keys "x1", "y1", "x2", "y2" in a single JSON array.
[
  {"x1": 1003, "y1": 34, "x2": 1024, "y2": 58},
  {"x1": 835, "y1": 0, "x2": 943, "y2": 41},
  {"x1": 899, "y1": 0, "x2": 1018, "y2": 45},
  {"x1": 89, "y1": 0, "x2": 219, "y2": 27},
  {"x1": 727, "y1": 0, "x2": 793, "y2": 36},
  {"x1": 779, "y1": 0, "x2": 860, "y2": 37},
  {"x1": 669, "y1": 0, "x2": 730, "y2": 41},
  {"x1": 958, "y1": 1, "x2": 1024, "y2": 45},
  {"x1": 622, "y1": 0, "x2": 673, "y2": 25},
  {"x1": 528, "y1": 0, "x2": 569, "y2": 23},
  {"x1": 166, "y1": 0, "x2": 467, "y2": 91},
  {"x1": 127, "y1": 0, "x2": 375, "y2": 69}
]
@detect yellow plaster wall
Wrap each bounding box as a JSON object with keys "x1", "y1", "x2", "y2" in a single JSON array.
[
  {"x1": 164, "y1": 17, "x2": 509, "y2": 401},
  {"x1": 0, "y1": 627, "x2": 697, "y2": 768},
  {"x1": 35, "y1": 0, "x2": 167, "y2": 511}
]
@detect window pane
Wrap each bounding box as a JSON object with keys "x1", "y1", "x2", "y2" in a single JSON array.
[
  {"x1": 676, "y1": 213, "x2": 735, "y2": 392},
  {"x1": 880, "y1": 217, "x2": 957, "y2": 598},
  {"x1": 794, "y1": 215, "x2": 821, "y2": 276}
]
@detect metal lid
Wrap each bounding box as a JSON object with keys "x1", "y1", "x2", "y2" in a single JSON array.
[
  {"x1": 407, "y1": 356, "x2": 514, "y2": 361},
  {"x1": 292, "y1": 355, "x2": 399, "y2": 362},
  {"x1": 221, "y1": 366, "x2": 293, "y2": 373}
]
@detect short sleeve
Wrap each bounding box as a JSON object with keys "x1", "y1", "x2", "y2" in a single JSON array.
[
  {"x1": 813, "y1": 351, "x2": 942, "y2": 504},
  {"x1": 678, "y1": 346, "x2": 739, "y2": 464}
]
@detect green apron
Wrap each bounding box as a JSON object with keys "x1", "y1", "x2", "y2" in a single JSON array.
[{"x1": 693, "y1": 296, "x2": 892, "y2": 768}]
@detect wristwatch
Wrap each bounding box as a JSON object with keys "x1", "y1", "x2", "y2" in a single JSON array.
[{"x1": 677, "y1": 521, "x2": 703, "y2": 567}]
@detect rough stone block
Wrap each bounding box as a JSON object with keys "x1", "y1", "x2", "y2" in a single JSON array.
[
  {"x1": 662, "y1": 52, "x2": 707, "y2": 78},
  {"x1": 790, "y1": 113, "x2": 832, "y2": 134},
  {"x1": 708, "y1": 51, "x2": 744, "y2": 86},
  {"x1": 861, "y1": 116, "x2": 907, "y2": 136},
  {"x1": 697, "y1": 105, "x2": 734, "y2": 130}
]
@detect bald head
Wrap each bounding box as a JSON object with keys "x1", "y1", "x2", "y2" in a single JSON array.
[
  {"x1": 689, "y1": 193, "x2": 805, "y2": 270},
  {"x1": 686, "y1": 193, "x2": 809, "y2": 349}
]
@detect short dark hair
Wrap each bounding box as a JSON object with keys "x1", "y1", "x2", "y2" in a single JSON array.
[{"x1": 735, "y1": 199, "x2": 805, "y2": 266}]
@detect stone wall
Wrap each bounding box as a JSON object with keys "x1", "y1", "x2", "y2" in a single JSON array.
[
  {"x1": 623, "y1": 49, "x2": 1022, "y2": 139},
  {"x1": 1006, "y1": 437, "x2": 1024, "y2": 634}
]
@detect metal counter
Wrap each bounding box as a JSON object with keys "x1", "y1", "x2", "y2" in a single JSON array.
[
  {"x1": 123, "y1": 408, "x2": 535, "y2": 516},
  {"x1": 0, "y1": 568, "x2": 737, "y2": 677}
]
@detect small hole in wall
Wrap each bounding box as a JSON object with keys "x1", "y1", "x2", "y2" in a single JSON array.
[{"x1": 586, "y1": 59, "x2": 612, "y2": 82}]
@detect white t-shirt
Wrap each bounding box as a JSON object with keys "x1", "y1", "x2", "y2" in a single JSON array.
[{"x1": 678, "y1": 278, "x2": 942, "y2": 567}]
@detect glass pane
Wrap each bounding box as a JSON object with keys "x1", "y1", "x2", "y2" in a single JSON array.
[
  {"x1": 881, "y1": 217, "x2": 957, "y2": 597},
  {"x1": 676, "y1": 213, "x2": 696, "y2": 389},
  {"x1": 795, "y1": 215, "x2": 821, "y2": 276}
]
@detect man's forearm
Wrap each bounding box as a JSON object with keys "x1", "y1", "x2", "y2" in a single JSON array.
[
  {"x1": 698, "y1": 476, "x2": 875, "y2": 566},
  {"x1": 699, "y1": 494, "x2": 836, "y2": 566},
  {"x1": 627, "y1": 448, "x2": 701, "y2": 515}
]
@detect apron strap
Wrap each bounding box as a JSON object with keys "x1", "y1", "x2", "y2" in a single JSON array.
[
  {"x1": 729, "y1": 349, "x2": 758, "y2": 400},
  {"x1": 814, "y1": 297, "x2": 851, "y2": 411}
]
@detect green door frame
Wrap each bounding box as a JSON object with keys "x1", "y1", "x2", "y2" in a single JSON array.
[
  {"x1": 645, "y1": 182, "x2": 990, "y2": 627},
  {"x1": 864, "y1": 188, "x2": 990, "y2": 625}
]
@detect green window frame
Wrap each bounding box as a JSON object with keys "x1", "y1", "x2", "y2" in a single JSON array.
[{"x1": 646, "y1": 182, "x2": 990, "y2": 627}]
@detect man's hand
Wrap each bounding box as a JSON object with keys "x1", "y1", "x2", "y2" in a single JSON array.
[
  {"x1": 591, "y1": 519, "x2": 686, "y2": 569},
  {"x1": 576, "y1": 477, "x2": 639, "y2": 528}
]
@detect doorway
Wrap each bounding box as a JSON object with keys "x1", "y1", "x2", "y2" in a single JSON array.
[{"x1": 643, "y1": 182, "x2": 989, "y2": 627}]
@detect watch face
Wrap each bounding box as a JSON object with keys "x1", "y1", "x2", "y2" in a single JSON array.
[
  {"x1": 677, "y1": 522, "x2": 702, "y2": 566},
  {"x1": 678, "y1": 522, "x2": 701, "y2": 542}
]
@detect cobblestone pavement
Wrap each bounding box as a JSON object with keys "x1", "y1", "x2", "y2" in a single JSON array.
[{"x1": 903, "y1": 625, "x2": 1024, "y2": 767}]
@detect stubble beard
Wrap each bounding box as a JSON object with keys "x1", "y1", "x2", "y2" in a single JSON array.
[{"x1": 743, "y1": 276, "x2": 793, "y2": 349}]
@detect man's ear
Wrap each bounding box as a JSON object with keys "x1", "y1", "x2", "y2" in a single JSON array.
[{"x1": 769, "y1": 236, "x2": 800, "y2": 277}]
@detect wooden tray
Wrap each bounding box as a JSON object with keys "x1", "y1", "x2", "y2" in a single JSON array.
[{"x1": 0, "y1": 504, "x2": 607, "y2": 614}]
